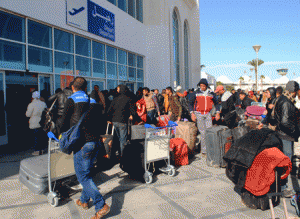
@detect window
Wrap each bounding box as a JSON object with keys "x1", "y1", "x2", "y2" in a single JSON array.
[
  {"x1": 128, "y1": 0, "x2": 136, "y2": 18},
  {"x1": 28, "y1": 20, "x2": 52, "y2": 48},
  {"x1": 107, "y1": 62, "x2": 117, "y2": 79},
  {"x1": 92, "y1": 41, "x2": 105, "y2": 60},
  {"x1": 118, "y1": 65, "x2": 127, "y2": 80},
  {"x1": 92, "y1": 81, "x2": 105, "y2": 91},
  {"x1": 0, "y1": 11, "x2": 25, "y2": 42},
  {"x1": 28, "y1": 46, "x2": 52, "y2": 72},
  {"x1": 137, "y1": 69, "x2": 143, "y2": 82},
  {"x1": 136, "y1": 0, "x2": 143, "y2": 22},
  {"x1": 118, "y1": 0, "x2": 127, "y2": 12},
  {"x1": 118, "y1": 49, "x2": 127, "y2": 65},
  {"x1": 137, "y1": 82, "x2": 144, "y2": 90},
  {"x1": 108, "y1": 0, "x2": 116, "y2": 5},
  {"x1": 128, "y1": 67, "x2": 136, "y2": 81},
  {"x1": 75, "y1": 36, "x2": 90, "y2": 57},
  {"x1": 93, "y1": 60, "x2": 105, "y2": 78},
  {"x1": 75, "y1": 56, "x2": 91, "y2": 76},
  {"x1": 107, "y1": 79, "x2": 117, "y2": 90},
  {"x1": 184, "y1": 21, "x2": 189, "y2": 89},
  {"x1": 172, "y1": 10, "x2": 180, "y2": 86},
  {"x1": 54, "y1": 52, "x2": 74, "y2": 74},
  {"x1": 137, "y1": 56, "x2": 143, "y2": 68},
  {"x1": 128, "y1": 52, "x2": 136, "y2": 67},
  {"x1": 106, "y1": 46, "x2": 117, "y2": 62},
  {"x1": 0, "y1": 39, "x2": 25, "y2": 70},
  {"x1": 54, "y1": 29, "x2": 73, "y2": 53}
]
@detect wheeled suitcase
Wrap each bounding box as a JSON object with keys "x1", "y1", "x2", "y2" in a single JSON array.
[
  {"x1": 19, "y1": 154, "x2": 49, "y2": 194},
  {"x1": 205, "y1": 125, "x2": 233, "y2": 168},
  {"x1": 100, "y1": 123, "x2": 114, "y2": 159},
  {"x1": 175, "y1": 121, "x2": 198, "y2": 152},
  {"x1": 169, "y1": 138, "x2": 189, "y2": 167}
]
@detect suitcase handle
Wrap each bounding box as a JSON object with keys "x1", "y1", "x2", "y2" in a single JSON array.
[{"x1": 106, "y1": 123, "x2": 114, "y2": 136}]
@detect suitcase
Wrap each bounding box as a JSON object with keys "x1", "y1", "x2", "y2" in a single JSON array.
[
  {"x1": 169, "y1": 138, "x2": 189, "y2": 167},
  {"x1": 100, "y1": 123, "x2": 114, "y2": 159},
  {"x1": 175, "y1": 121, "x2": 198, "y2": 152},
  {"x1": 245, "y1": 118, "x2": 260, "y2": 130},
  {"x1": 120, "y1": 140, "x2": 165, "y2": 182},
  {"x1": 205, "y1": 125, "x2": 233, "y2": 168},
  {"x1": 19, "y1": 154, "x2": 48, "y2": 194}
]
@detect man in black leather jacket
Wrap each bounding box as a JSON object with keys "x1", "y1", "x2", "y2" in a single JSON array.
[
  {"x1": 239, "y1": 92, "x2": 253, "y2": 109},
  {"x1": 273, "y1": 81, "x2": 300, "y2": 194},
  {"x1": 48, "y1": 81, "x2": 73, "y2": 136}
]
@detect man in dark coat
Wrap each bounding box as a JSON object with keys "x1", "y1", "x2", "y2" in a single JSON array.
[
  {"x1": 107, "y1": 84, "x2": 136, "y2": 157},
  {"x1": 48, "y1": 81, "x2": 73, "y2": 136},
  {"x1": 154, "y1": 89, "x2": 165, "y2": 114},
  {"x1": 239, "y1": 91, "x2": 253, "y2": 110},
  {"x1": 214, "y1": 85, "x2": 237, "y2": 129}
]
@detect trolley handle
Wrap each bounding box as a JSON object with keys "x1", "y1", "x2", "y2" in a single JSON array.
[
  {"x1": 48, "y1": 132, "x2": 59, "y2": 142},
  {"x1": 144, "y1": 121, "x2": 178, "y2": 129}
]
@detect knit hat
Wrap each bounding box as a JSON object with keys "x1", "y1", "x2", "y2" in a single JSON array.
[
  {"x1": 32, "y1": 91, "x2": 40, "y2": 99},
  {"x1": 285, "y1": 81, "x2": 299, "y2": 93},
  {"x1": 197, "y1": 78, "x2": 208, "y2": 87}
]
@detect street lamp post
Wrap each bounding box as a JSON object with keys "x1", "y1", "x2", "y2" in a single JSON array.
[{"x1": 252, "y1": 45, "x2": 261, "y2": 92}]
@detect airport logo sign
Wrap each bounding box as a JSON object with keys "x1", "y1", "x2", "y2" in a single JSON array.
[{"x1": 66, "y1": 0, "x2": 115, "y2": 42}]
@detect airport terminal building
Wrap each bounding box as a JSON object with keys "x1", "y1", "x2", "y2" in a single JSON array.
[{"x1": 0, "y1": 0, "x2": 200, "y2": 145}]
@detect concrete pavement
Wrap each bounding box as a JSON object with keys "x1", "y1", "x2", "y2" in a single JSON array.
[{"x1": 0, "y1": 149, "x2": 299, "y2": 219}]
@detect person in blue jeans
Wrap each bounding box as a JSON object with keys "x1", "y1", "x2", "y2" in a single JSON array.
[
  {"x1": 107, "y1": 84, "x2": 136, "y2": 158},
  {"x1": 59, "y1": 77, "x2": 110, "y2": 219}
]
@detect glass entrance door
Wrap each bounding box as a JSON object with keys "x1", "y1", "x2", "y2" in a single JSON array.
[
  {"x1": 39, "y1": 74, "x2": 52, "y2": 106},
  {"x1": 0, "y1": 71, "x2": 8, "y2": 145}
]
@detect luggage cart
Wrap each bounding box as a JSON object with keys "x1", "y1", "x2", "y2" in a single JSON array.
[
  {"x1": 143, "y1": 121, "x2": 178, "y2": 184},
  {"x1": 46, "y1": 132, "x2": 76, "y2": 207}
]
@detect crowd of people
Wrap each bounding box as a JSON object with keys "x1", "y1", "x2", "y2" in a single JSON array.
[{"x1": 24, "y1": 76, "x2": 300, "y2": 218}]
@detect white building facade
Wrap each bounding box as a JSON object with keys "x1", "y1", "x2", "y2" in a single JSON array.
[{"x1": 0, "y1": 0, "x2": 200, "y2": 145}]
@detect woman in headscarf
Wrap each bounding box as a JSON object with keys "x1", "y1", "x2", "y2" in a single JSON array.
[
  {"x1": 26, "y1": 91, "x2": 47, "y2": 155},
  {"x1": 248, "y1": 91, "x2": 258, "y2": 102}
]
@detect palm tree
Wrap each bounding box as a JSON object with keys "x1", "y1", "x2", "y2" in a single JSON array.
[
  {"x1": 247, "y1": 59, "x2": 264, "y2": 91},
  {"x1": 216, "y1": 81, "x2": 223, "y2": 86},
  {"x1": 239, "y1": 77, "x2": 244, "y2": 89}
]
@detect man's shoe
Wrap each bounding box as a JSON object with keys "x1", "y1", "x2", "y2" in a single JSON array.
[
  {"x1": 76, "y1": 199, "x2": 89, "y2": 210},
  {"x1": 91, "y1": 204, "x2": 110, "y2": 219},
  {"x1": 282, "y1": 189, "x2": 296, "y2": 198}
]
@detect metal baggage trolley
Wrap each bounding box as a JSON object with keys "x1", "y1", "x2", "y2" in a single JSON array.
[
  {"x1": 143, "y1": 121, "x2": 178, "y2": 184},
  {"x1": 46, "y1": 132, "x2": 76, "y2": 207}
]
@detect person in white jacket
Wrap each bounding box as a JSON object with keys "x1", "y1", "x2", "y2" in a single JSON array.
[{"x1": 26, "y1": 91, "x2": 47, "y2": 155}]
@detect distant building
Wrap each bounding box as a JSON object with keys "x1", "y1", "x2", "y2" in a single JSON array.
[{"x1": 201, "y1": 72, "x2": 216, "y2": 91}]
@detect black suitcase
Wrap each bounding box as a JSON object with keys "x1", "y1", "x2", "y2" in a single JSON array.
[
  {"x1": 120, "y1": 140, "x2": 165, "y2": 182},
  {"x1": 205, "y1": 125, "x2": 233, "y2": 168},
  {"x1": 19, "y1": 154, "x2": 48, "y2": 194}
]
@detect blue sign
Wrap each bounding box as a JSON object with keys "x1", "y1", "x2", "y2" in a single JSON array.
[{"x1": 88, "y1": 0, "x2": 115, "y2": 42}]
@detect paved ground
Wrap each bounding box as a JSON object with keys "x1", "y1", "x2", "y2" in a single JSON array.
[{"x1": 0, "y1": 149, "x2": 299, "y2": 219}]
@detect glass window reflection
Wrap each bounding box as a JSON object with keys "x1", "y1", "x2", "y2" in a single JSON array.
[
  {"x1": 54, "y1": 29, "x2": 73, "y2": 53},
  {"x1": 28, "y1": 20, "x2": 52, "y2": 48}
]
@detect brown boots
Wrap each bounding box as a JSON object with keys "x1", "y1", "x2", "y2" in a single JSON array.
[{"x1": 91, "y1": 204, "x2": 110, "y2": 219}]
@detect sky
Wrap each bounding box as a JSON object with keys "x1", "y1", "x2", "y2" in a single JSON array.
[{"x1": 200, "y1": 0, "x2": 300, "y2": 82}]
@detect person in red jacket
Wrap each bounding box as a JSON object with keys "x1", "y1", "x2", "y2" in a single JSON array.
[{"x1": 190, "y1": 79, "x2": 218, "y2": 155}]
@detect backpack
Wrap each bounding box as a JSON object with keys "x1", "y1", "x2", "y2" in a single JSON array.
[{"x1": 59, "y1": 98, "x2": 90, "y2": 154}]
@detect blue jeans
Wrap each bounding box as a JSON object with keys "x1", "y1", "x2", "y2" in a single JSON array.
[
  {"x1": 147, "y1": 109, "x2": 157, "y2": 124},
  {"x1": 281, "y1": 139, "x2": 293, "y2": 191},
  {"x1": 32, "y1": 128, "x2": 43, "y2": 151},
  {"x1": 73, "y1": 141, "x2": 105, "y2": 212},
  {"x1": 113, "y1": 122, "x2": 128, "y2": 157}
]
